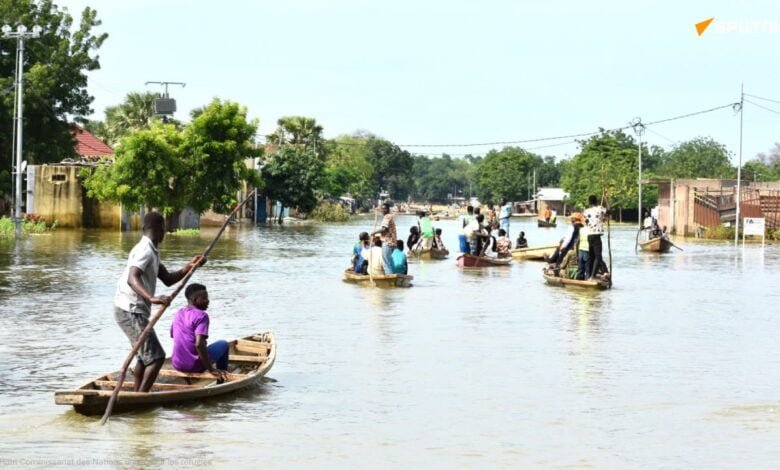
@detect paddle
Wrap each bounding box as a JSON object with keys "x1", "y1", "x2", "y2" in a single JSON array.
[{"x1": 100, "y1": 190, "x2": 257, "y2": 425}]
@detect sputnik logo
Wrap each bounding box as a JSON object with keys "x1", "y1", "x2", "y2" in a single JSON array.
[{"x1": 695, "y1": 18, "x2": 715, "y2": 36}]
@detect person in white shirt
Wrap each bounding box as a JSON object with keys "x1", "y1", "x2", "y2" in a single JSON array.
[
  {"x1": 499, "y1": 198, "x2": 512, "y2": 237},
  {"x1": 114, "y1": 212, "x2": 205, "y2": 392},
  {"x1": 367, "y1": 237, "x2": 385, "y2": 275},
  {"x1": 583, "y1": 195, "x2": 609, "y2": 279}
]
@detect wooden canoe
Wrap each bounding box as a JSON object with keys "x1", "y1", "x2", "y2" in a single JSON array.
[
  {"x1": 432, "y1": 214, "x2": 458, "y2": 221},
  {"x1": 408, "y1": 247, "x2": 449, "y2": 260},
  {"x1": 342, "y1": 268, "x2": 413, "y2": 287},
  {"x1": 537, "y1": 219, "x2": 557, "y2": 228},
  {"x1": 511, "y1": 244, "x2": 558, "y2": 261},
  {"x1": 542, "y1": 268, "x2": 610, "y2": 290},
  {"x1": 639, "y1": 236, "x2": 672, "y2": 253},
  {"x1": 457, "y1": 253, "x2": 512, "y2": 268},
  {"x1": 54, "y1": 332, "x2": 276, "y2": 416}
]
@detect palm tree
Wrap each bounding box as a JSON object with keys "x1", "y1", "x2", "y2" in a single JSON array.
[
  {"x1": 103, "y1": 92, "x2": 159, "y2": 146},
  {"x1": 266, "y1": 116, "x2": 323, "y2": 148}
]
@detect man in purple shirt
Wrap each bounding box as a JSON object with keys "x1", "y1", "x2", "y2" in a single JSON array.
[{"x1": 171, "y1": 283, "x2": 229, "y2": 381}]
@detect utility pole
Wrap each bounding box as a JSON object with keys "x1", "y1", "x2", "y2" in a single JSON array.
[
  {"x1": 2, "y1": 24, "x2": 42, "y2": 240},
  {"x1": 631, "y1": 117, "x2": 646, "y2": 229},
  {"x1": 735, "y1": 84, "x2": 744, "y2": 246}
]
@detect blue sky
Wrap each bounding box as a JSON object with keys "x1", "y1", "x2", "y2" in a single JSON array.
[{"x1": 59, "y1": 0, "x2": 779, "y2": 164}]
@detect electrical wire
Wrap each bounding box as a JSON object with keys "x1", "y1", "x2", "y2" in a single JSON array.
[
  {"x1": 257, "y1": 101, "x2": 739, "y2": 151},
  {"x1": 745, "y1": 93, "x2": 780, "y2": 105},
  {"x1": 745, "y1": 99, "x2": 780, "y2": 115}
]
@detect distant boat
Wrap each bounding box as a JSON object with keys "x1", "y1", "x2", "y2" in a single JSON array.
[
  {"x1": 542, "y1": 268, "x2": 610, "y2": 290},
  {"x1": 639, "y1": 236, "x2": 673, "y2": 253},
  {"x1": 456, "y1": 253, "x2": 512, "y2": 268},
  {"x1": 511, "y1": 244, "x2": 558, "y2": 261},
  {"x1": 537, "y1": 219, "x2": 557, "y2": 228},
  {"x1": 55, "y1": 333, "x2": 276, "y2": 416},
  {"x1": 408, "y1": 247, "x2": 449, "y2": 260},
  {"x1": 342, "y1": 268, "x2": 413, "y2": 287}
]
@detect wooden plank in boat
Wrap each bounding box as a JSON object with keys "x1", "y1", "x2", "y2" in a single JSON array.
[
  {"x1": 93, "y1": 380, "x2": 198, "y2": 391},
  {"x1": 229, "y1": 354, "x2": 267, "y2": 363},
  {"x1": 236, "y1": 339, "x2": 271, "y2": 350},
  {"x1": 156, "y1": 369, "x2": 247, "y2": 380}
]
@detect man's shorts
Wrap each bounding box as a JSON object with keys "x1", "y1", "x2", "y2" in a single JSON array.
[{"x1": 113, "y1": 306, "x2": 166, "y2": 366}]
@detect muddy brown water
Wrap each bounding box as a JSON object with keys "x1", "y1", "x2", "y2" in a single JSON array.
[{"x1": 1, "y1": 216, "x2": 779, "y2": 467}]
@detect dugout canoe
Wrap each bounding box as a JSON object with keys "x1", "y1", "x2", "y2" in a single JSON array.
[
  {"x1": 54, "y1": 332, "x2": 276, "y2": 416},
  {"x1": 511, "y1": 244, "x2": 558, "y2": 261},
  {"x1": 542, "y1": 268, "x2": 610, "y2": 290},
  {"x1": 408, "y1": 247, "x2": 449, "y2": 260},
  {"x1": 342, "y1": 268, "x2": 413, "y2": 287},
  {"x1": 457, "y1": 253, "x2": 513, "y2": 268},
  {"x1": 537, "y1": 219, "x2": 557, "y2": 228},
  {"x1": 432, "y1": 213, "x2": 458, "y2": 221},
  {"x1": 639, "y1": 236, "x2": 672, "y2": 253}
]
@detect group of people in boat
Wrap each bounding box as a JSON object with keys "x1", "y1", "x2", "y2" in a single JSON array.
[
  {"x1": 350, "y1": 202, "x2": 409, "y2": 276},
  {"x1": 642, "y1": 210, "x2": 668, "y2": 240},
  {"x1": 542, "y1": 207, "x2": 557, "y2": 224},
  {"x1": 405, "y1": 210, "x2": 447, "y2": 254},
  {"x1": 545, "y1": 195, "x2": 611, "y2": 282},
  {"x1": 458, "y1": 199, "x2": 526, "y2": 259}
]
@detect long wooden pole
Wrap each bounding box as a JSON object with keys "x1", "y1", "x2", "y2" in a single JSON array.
[{"x1": 100, "y1": 190, "x2": 256, "y2": 425}]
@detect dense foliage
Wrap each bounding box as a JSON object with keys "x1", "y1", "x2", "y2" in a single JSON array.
[
  {"x1": 0, "y1": 0, "x2": 107, "y2": 197},
  {"x1": 84, "y1": 99, "x2": 260, "y2": 215}
]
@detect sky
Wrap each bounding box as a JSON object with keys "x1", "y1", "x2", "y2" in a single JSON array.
[{"x1": 56, "y1": 0, "x2": 780, "y2": 164}]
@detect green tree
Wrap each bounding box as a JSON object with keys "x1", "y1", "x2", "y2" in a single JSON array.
[
  {"x1": 365, "y1": 137, "x2": 414, "y2": 200},
  {"x1": 88, "y1": 92, "x2": 158, "y2": 147},
  {"x1": 658, "y1": 137, "x2": 735, "y2": 179},
  {"x1": 84, "y1": 99, "x2": 260, "y2": 217},
  {"x1": 0, "y1": 0, "x2": 107, "y2": 199},
  {"x1": 266, "y1": 115, "x2": 324, "y2": 148},
  {"x1": 411, "y1": 154, "x2": 469, "y2": 202},
  {"x1": 181, "y1": 99, "x2": 260, "y2": 213},
  {"x1": 321, "y1": 134, "x2": 375, "y2": 199},
  {"x1": 261, "y1": 145, "x2": 324, "y2": 219},
  {"x1": 476, "y1": 146, "x2": 539, "y2": 203},
  {"x1": 83, "y1": 123, "x2": 185, "y2": 214},
  {"x1": 561, "y1": 130, "x2": 641, "y2": 212}
]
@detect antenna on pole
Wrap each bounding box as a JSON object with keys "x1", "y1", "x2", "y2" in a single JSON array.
[{"x1": 145, "y1": 81, "x2": 186, "y2": 117}]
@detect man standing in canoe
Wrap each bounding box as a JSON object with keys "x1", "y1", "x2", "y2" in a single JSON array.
[
  {"x1": 371, "y1": 202, "x2": 397, "y2": 274},
  {"x1": 114, "y1": 212, "x2": 205, "y2": 392},
  {"x1": 499, "y1": 198, "x2": 512, "y2": 237}
]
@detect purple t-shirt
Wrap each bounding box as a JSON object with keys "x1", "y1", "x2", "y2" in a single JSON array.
[{"x1": 171, "y1": 305, "x2": 210, "y2": 372}]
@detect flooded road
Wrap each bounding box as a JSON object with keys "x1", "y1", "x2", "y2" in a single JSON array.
[{"x1": 1, "y1": 216, "x2": 779, "y2": 467}]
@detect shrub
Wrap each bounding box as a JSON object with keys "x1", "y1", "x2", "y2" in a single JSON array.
[
  {"x1": 311, "y1": 202, "x2": 350, "y2": 222},
  {"x1": 170, "y1": 228, "x2": 200, "y2": 236},
  {"x1": 0, "y1": 216, "x2": 56, "y2": 236},
  {"x1": 701, "y1": 225, "x2": 735, "y2": 240}
]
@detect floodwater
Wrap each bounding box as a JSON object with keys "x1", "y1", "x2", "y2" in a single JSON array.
[{"x1": 0, "y1": 215, "x2": 779, "y2": 468}]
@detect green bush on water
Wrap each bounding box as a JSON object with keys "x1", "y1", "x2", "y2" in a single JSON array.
[
  {"x1": 171, "y1": 228, "x2": 200, "y2": 236},
  {"x1": 311, "y1": 202, "x2": 350, "y2": 222},
  {"x1": 701, "y1": 225, "x2": 735, "y2": 240},
  {"x1": 0, "y1": 215, "x2": 56, "y2": 236}
]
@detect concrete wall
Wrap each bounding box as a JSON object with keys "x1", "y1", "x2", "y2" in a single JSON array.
[{"x1": 29, "y1": 165, "x2": 121, "y2": 228}]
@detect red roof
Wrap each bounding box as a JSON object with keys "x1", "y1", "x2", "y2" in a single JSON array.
[{"x1": 73, "y1": 127, "x2": 113, "y2": 157}]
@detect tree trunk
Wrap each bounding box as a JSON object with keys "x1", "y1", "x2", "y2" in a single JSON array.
[{"x1": 278, "y1": 205, "x2": 284, "y2": 224}]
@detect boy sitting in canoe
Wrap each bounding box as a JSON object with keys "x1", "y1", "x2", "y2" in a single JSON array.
[
  {"x1": 171, "y1": 283, "x2": 229, "y2": 382},
  {"x1": 496, "y1": 229, "x2": 512, "y2": 258}
]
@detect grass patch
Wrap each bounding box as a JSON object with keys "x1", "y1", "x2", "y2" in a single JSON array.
[
  {"x1": 701, "y1": 225, "x2": 736, "y2": 240},
  {"x1": 170, "y1": 228, "x2": 200, "y2": 236},
  {"x1": 0, "y1": 215, "x2": 56, "y2": 236}
]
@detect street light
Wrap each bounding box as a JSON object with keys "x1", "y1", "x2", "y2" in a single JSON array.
[{"x1": 2, "y1": 24, "x2": 42, "y2": 239}]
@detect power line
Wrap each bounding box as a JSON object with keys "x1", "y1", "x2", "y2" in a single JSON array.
[
  {"x1": 257, "y1": 101, "x2": 739, "y2": 151},
  {"x1": 745, "y1": 99, "x2": 780, "y2": 115},
  {"x1": 744, "y1": 93, "x2": 780, "y2": 105}
]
